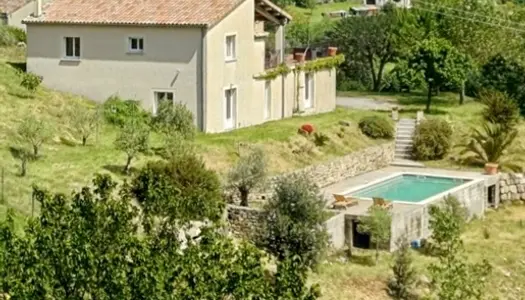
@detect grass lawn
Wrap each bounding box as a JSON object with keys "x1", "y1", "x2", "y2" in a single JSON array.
[
  {"x1": 338, "y1": 90, "x2": 525, "y2": 172},
  {"x1": 310, "y1": 204, "x2": 525, "y2": 300},
  {"x1": 287, "y1": 1, "x2": 362, "y2": 23},
  {"x1": 0, "y1": 47, "x2": 388, "y2": 218}
]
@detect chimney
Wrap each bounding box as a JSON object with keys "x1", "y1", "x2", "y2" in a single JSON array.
[{"x1": 36, "y1": 0, "x2": 43, "y2": 17}]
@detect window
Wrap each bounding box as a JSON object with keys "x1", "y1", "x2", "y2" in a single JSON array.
[
  {"x1": 264, "y1": 81, "x2": 271, "y2": 120},
  {"x1": 304, "y1": 73, "x2": 314, "y2": 109},
  {"x1": 128, "y1": 37, "x2": 144, "y2": 52},
  {"x1": 224, "y1": 87, "x2": 237, "y2": 129},
  {"x1": 64, "y1": 37, "x2": 80, "y2": 58},
  {"x1": 153, "y1": 91, "x2": 174, "y2": 114},
  {"x1": 225, "y1": 34, "x2": 236, "y2": 61}
]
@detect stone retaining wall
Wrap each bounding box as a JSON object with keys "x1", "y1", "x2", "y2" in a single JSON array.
[
  {"x1": 248, "y1": 142, "x2": 394, "y2": 201},
  {"x1": 499, "y1": 173, "x2": 525, "y2": 202},
  {"x1": 226, "y1": 205, "x2": 267, "y2": 240}
]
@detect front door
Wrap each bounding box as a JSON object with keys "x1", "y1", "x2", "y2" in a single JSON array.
[
  {"x1": 304, "y1": 73, "x2": 314, "y2": 109},
  {"x1": 224, "y1": 87, "x2": 237, "y2": 130}
]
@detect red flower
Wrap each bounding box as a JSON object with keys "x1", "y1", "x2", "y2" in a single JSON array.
[{"x1": 300, "y1": 124, "x2": 315, "y2": 134}]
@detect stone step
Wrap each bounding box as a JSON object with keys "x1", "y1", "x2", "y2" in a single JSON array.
[
  {"x1": 395, "y1": 145, "x2": 413, "y2": 152},
  {"x1": 396, "y1": 129, "x2": 415, "y2": 135},
  {"x1": 395, "y1": 154, "x2": 413, "y2": 160},
  {"x1": 391, "y1": 159, "x2": 425, "y2": 168},
  {"x1": 396, "y1": 134, "x2": 414, "y2": 140},
  {"x1": 398, "y1": 119, "x2": 416, "y2": 124},
  {"x1": 396, "y1": 140, "x2": 413, "y2": 145}
]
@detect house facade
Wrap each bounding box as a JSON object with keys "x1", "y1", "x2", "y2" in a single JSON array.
[
  {"x1": 0, "y1": 0, "x2": 44, "y2": 29},
  {"x1": 23, "y1": 0, "x2": 339, "y2": 133}
]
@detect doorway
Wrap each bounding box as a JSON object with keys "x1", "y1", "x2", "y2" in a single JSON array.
[
  {"x1": 487, "y1": 185, "x2": 496, "y2": 207},
  {"x1": 224, "y1": 87, "x2": 237, "y2": 130},
  {"x1": 352, "y1": 219, "x2": 371, "y2": 249}
]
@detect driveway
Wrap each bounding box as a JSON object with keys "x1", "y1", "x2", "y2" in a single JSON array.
[{"x1": 336, "y1": 96, "x2": 396, "y2": 111}]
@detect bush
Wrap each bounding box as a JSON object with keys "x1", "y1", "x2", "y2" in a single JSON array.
[
  {"x1": 103, "y1": 95, "x2": 149, "y2": 126},
  {"x1": 0, "y1": 26, "x2": 16, "y2": 46},
  {"x1": 6, "y1": 26, "x2": 26, "y2": 43},
  {"x1": 358, "y1": 116, "x2": 394, "y2": 139},
  {"x1": 313, "y1": 132, "x2": 329, "y2": 146},
  {"x1": 479, "y1": 90, "x2": 520, "y2": 129},
  {"x1": 412, "y1": 118, "x2": 452, "y2": 160},
  {"x1": 381, "y1": 61, "x2": 424, "y2": 93},
  {"x1": 151, "y1": 100, "x2": 195, "y2": 139},
  {"x1": 20, "y1": 72, "x2": 42, "y2": 92}
]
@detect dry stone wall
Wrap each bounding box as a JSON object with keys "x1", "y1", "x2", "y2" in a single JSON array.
[{"x1": 499, "y1": 173, "x2": 525, "y2": 202}]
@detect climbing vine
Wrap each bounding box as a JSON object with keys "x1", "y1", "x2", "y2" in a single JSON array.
[
  {"x1": 254, "y1": 54, "x2": 345, "y2": 80},
  {"x1": 254, "y1": 63, "x2": 292, "y2": 80}
]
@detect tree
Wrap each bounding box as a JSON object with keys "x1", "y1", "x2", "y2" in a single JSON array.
[
  {"x1": 130, "y1": 153, "x2": 225, "y2": 233},
  {"x1": 0, "y1": 174, "x2": 320, "y2": 299},
  {"x1": 358, "y1": 205, "x2": 392, "y2": 265},
  {"x1": 427, "y1": 196, "x2": 491, "y2": 300},
  {"x1": 262, "y1": 173, "x2": 328, "y2": 269},
  {"x1": 68, "y1": 103, "x2": 101, "y2": 146},
  {"x1": 388, "y1": 236, "x2": 418, "y2": 300},
  {"x1": 228, "y1": 146, "x2": 267, "y2": 207},
  {"x1": 114, "y1": 119, "x2": 150, "y2": 174},
  {"x1": 408, "y1": 37, "x2": 469, "y2": 112},
  {"x1": 8, "y1": 146, "x2": 35, "y2": 177},
  {"x1": 326, "y1": 6, "x2": 416, "y2": 91},
  {"x1": 479, "y1": 89, "x2": 520, "y2": 130},
  {"x1": 152, "y1": 100, "x2": 195, "y2": 140},
  {"x1": 16, "y1": 115, "x2": 51, "y2": 156}
]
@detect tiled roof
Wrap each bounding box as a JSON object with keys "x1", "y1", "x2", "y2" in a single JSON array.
[
  {"x1": 23, "y1": 0, "x2": 248, "y2": 27},
  {"x1": 0, "y1": 0, "x2": 32, "y2": 14}
]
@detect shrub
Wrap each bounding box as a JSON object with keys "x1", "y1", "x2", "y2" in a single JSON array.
[
  {"x1": 20, "y1": 72, "x2": 42, "y2": 93},
  {"x1": 0, "y1": 26, "x2": 16, "y2": 46},
  {"x1": 262, "y1": 173, "x2": 329, "y2": 268},
  {"x1": 6, "y1": 26, "x2": 26, "y2": 43},
  {"x1": 313, "y1": 132, "x2": 329, "y2": 146},
  {"x1": 412, "y1": 118, "x2": 452, "y2": 160},
  {"x1": 358, "y1": 116, "x2": 394, "y2": 139},
  {"x1": 479, "y1": 90, "x2": 520, "y2": 129},
  {"x1": 382, "y1": 61, "x2": 424, "y2": 93},
  {"x1": 151, "y1": 100, "x2": 195, "y2": 140},
  {"x1": 103, "y1": 95, "x2": 149, "y2": 126},
  {"x1": 299, "y1": 123, "x2": 315, "y2": 135}
]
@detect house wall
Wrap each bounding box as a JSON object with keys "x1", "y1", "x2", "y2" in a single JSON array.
[
  {"x1": 204, "y1": 0, "x2": 259, "y2": 133},
  {"x1": 6, "y1": 1, "x2": 35, "y2": 30},
  {"x1": 26, "y1": 24, "x2": 203, "y2": 126}
]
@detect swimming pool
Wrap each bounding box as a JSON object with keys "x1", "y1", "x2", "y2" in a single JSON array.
[{"x1": 350, "y1": 174, "x2": 471, "y2": 203}]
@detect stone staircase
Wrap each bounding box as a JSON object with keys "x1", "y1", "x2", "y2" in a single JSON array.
[{"x1": 394, "y1": 118, "x2": 416, "y2": 160}]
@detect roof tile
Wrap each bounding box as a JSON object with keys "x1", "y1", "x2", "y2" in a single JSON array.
[
  {"x1": 0, "y1": 0, "x2": 32, "y2": 14},
  {"x1": 24, "y1": 0, "x2": 247, "y2": 26}
]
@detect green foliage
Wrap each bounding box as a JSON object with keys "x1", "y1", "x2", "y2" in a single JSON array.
[
  {"x1": 428, "y1": 196, "x2": 467, "y2": 256},
  {"x1": 114, "y1": 119, "x2": 150, "y2": 173},
  {"x1": 15, "y1": 115, "x2": 52, "y2": 157},
  {"x1": 131, "y1": 153, "x2": 224, "y2": 233},
  {"x1": 0, "y1": 174, "x2": 319, "y2": 299},
  {"x1": 428, "y1": 196, "x2": 491, "y2": 300},
  {"x1": 358, "y1": 116, "x2": 394, "y2": 139},
  {"x1": 382, "y1": 60, "x2": 424, "y2": 93},
  {"x1": 286, "y1": 10, "x2": 324, "y2": 48},
  {"x1": 326, "y1": 6, "x2": 417, "y2": 91},
  {"x1": 151, "y1": 100, "x2": 195, "y2": 140},
  {"x1": 262, "y1": 173, "x2": 329, "y2": 269},
  {"x1": 20, "y1": 72, "x2": 42, "y2": 93},
  {"x1": 227, "y1": 146, "x2": 267, "y2": 207},
  {"x1": 67, "y1": 103, "x2": 101, "y2": 146},
  {"x1": 312, "y1": 132, "x2": 330, "y2": 146},
  {"x1": 412, "y1": 118, "x2": 453, "y2": 161},
  {"x1": 102, "y1": 95, "x2": 150, "y2": 126},
  {"x1": 357, "y1": 205, "x2": 392, "y2": 265},
  {"x1": 8, "y1": 146, "x2": 35, "y2": 177},
  {"x1": 480, "y1": 54, "x2": 525, "y2": 115},
  {"x1": 388, "y1": 237, "x2": 418, "y2": 300},
  {"x1": 459, "y1": 122, "x2": 521, "y2": 171},
  {"x1": 408, "y1": 37, "x2": 470, "y2": 112},
  {"x1": 479, "y1": 90, "x2": 520, "y2": 129},
  {"x1": 0, "y1": 25, "x2": 24, "y2": 46},
  {"x1": 5, "y1": 26, "x2": 26, "y2": 43}
]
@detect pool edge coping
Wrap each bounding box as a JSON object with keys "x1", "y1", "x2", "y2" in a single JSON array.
[{"x1": 340, "y1": 171, "x2": 486, "y2": 206}]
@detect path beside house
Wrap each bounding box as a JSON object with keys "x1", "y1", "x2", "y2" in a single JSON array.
[{"x1": 336, "y1": 96, "x2": 396, "y2": 111}]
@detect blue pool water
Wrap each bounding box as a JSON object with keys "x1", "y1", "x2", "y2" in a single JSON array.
[{"x1": 351, "y1": 174, "x2": 470, "y2": 203}]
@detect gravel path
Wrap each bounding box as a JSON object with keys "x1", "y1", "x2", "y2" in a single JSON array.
[{"x1": 336, "y1": 96, "x2": 396, "y2": 111}]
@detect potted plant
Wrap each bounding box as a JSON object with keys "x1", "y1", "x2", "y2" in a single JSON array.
[
  {"x1": 459, "y1": 122, "x2": 521, "y2": 175},
  {"x1": 327, "y1": 47, "x2": 337, "y2": 56},
  {"x1": 294, "y1": 52, "x2": 306, "y2": 62}
]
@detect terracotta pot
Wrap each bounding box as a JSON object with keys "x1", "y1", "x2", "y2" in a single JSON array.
[
  {"x1": 484, "y1": 163, "x2": 499, "y2": 175},
  {"x1": 294, "y1": 52, "x2": 305, "y2": 62},
  {"x1": 327, "y1": 47, "x2": 338, "y2": 56}
]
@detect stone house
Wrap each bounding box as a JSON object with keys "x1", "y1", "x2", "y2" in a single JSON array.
[
  {"x1": 0, "y1": 0, "x2": 48, "y2": 29},
  {"x1": 23, "y1": 0, "x2": 340, "y2": 133}
]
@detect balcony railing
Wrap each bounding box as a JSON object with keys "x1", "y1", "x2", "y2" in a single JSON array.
[{"x1": 264, "y1": 47, "x2": 337, "y2": 70}]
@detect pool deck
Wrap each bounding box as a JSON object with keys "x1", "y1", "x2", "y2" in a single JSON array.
[{"x1": 322, "y1": 166, "x2": 499, "y2": 216}]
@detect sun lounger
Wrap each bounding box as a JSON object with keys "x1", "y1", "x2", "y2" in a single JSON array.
[
  {"x1": 373, "y1": 197, "x2": 393, "y2": 209},
  {"x1": 332, "y1": 194, "x2": 358, "y2": 209}
]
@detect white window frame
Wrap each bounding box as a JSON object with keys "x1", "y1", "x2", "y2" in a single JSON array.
[
  {"x1": 223, "y1": 86, "x2": 237, "y2": 130},
  {"x1": 304, "y1": 72, "x2": 314, "y2": 109},
  {"x1": 224, "y1": 33, "x2": 237, "y2": 62},
  {"x1": 152, "y1": 90, "x2": 175, "y2": 115},
  {"x1": 264, "y1": 81, "x2": 271, "y2": 120},
  {"x1": 128, "y1": 37, "x2": 144, "y2": 53},
  {"x1": 63, "y1": 36, "x2": 81, "y2": 59}
]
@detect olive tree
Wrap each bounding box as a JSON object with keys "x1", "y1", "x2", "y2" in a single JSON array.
[
  {"x1": 16, "y1": 116, "x2": 52, "y2": 157},
  {"x1": 227, "y1": 146, "x2": 267, "y2": 207},
  {"x1": 262, "y1": 173, "x2": 328, "y2": 268},
  {"x1": 68, "y1": 103, "x2": 101, "y2": 146},
  {"x1": 358, "y1": 205, "x2": 392, "y2": 265},
  {"x1": 114, "y1": 119, "x2": 149, "y2": 174}
]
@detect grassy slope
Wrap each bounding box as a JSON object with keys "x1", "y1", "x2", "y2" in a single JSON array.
[
  {"x1": 287, "y1": 1, "x2": 362, "y2": 23},
  {"x1": 0, "y1": 47, "x2": 387, "y2": 217},
  {"x1": 311, "y1": 204, "x2": 525, "y2": 300},
  {"x1": 338, "y1": 90, "x2": 525, "y2": 171}
]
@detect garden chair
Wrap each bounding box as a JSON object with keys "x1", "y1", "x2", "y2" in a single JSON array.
[
  {"x1": 332, "y1": 194, "x2": 358, "y2": 209},
  {"x1": 372, "y1": 197, "x2": 393, "y2": 209}
]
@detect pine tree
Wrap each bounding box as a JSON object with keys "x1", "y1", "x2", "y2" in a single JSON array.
[{"x1": 388, "y1": 236, "x2": 417, "y2": 300}]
